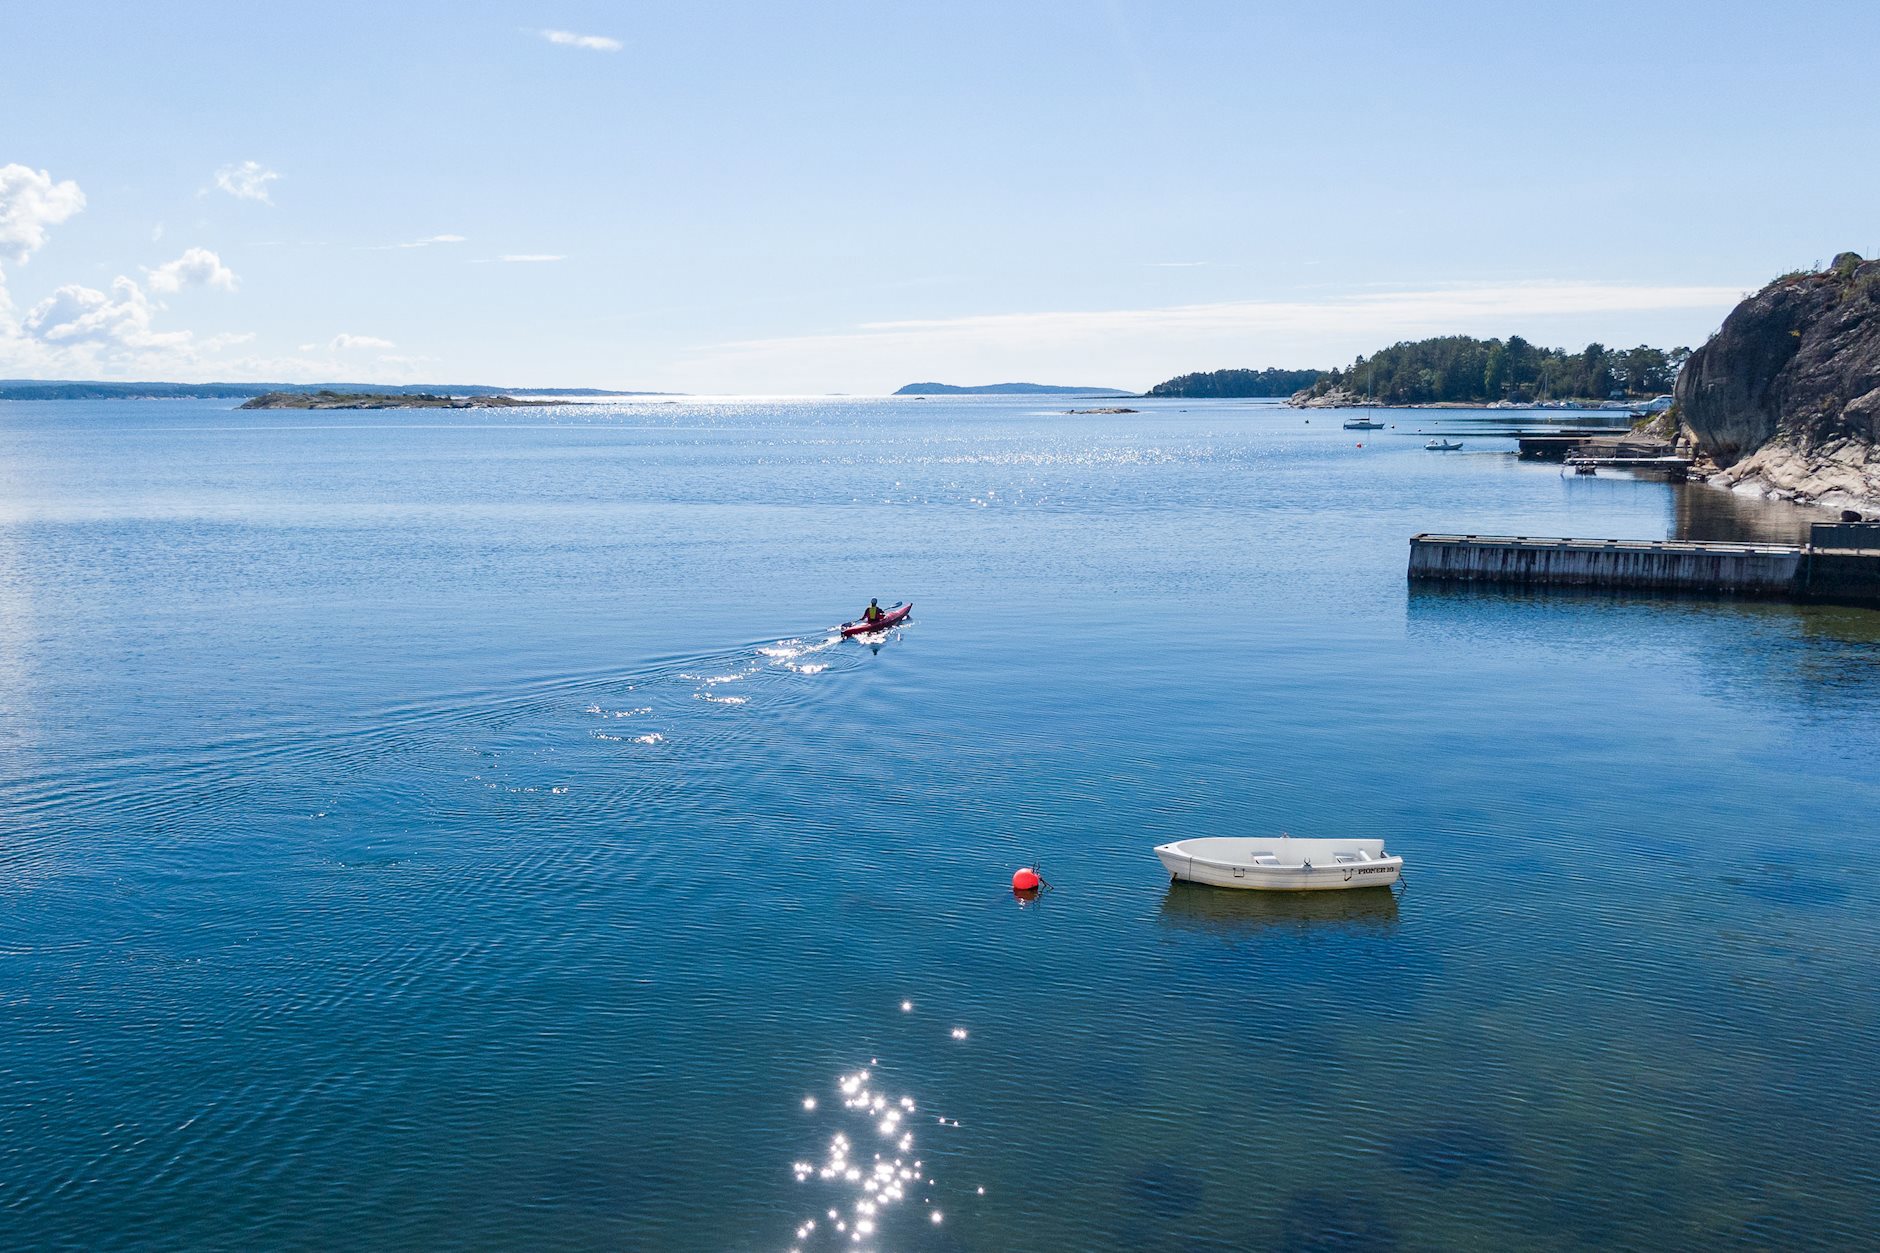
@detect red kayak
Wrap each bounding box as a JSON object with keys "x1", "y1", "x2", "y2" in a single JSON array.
[{"x1": 841, "y1": 601, "x2": 912, "y2": 637}]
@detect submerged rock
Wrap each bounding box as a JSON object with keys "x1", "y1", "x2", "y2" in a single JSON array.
[{"x1": 1676, "y1": 252, "x2": 1880, "y2": 508}]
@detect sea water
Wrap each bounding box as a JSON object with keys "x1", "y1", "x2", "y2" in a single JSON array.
[{"x1": 1, "y1": 397, "x2": 1875, "y2": 1250}]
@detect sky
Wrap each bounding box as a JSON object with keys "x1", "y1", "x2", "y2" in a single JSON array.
[{"x1": 1, "y1": 0, "x2": 1875, "y2": 394}]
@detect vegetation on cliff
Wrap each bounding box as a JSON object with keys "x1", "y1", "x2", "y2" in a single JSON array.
[
  {"x1": 1295, "y1": 336, "x2": 1688, "y2": 405},
  {"x1": 1677, "y1": 251, "x2": 1880, "y2": 507},
  {"x1": 1144, "y1": 367, "x2": 1324, "y2": 398}
]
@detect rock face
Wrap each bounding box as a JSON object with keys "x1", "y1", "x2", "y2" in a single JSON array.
[
  {"x1": 1287, "y1": 385, "x2": 1366, "y2": 408},
  {"x1": 1677, "y1": 252, "x2": 1880, "y2": 508}
]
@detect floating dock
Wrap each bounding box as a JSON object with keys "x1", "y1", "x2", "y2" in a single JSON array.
[
  {"x1": 1408, "y1": 524, "x2": 1880, "y2": 606},
  {"x1": 1563, "y1": 454, "x2": 1693, "y2": 480}
]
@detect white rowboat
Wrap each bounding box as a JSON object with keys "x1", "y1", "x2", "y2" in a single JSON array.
[{"x1": 1154, "y1": 836, "x2": 1402, "y2": 891}]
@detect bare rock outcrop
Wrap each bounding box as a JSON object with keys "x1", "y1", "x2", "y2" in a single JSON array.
[
  {"x1": 1287, "y1": 385, "x2": 1366, "y2": 408},
  {"x1": 1676, "y1": 252, "x2": 1880, "y2": 509}
]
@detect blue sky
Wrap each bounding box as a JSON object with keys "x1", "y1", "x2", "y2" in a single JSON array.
[{"x1": 1, "y1": 1, "x2": 1874, "y2": 392}]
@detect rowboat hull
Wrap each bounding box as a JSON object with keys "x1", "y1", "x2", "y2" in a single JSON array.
[{"x1": 1155, "y1": 836, "x2": 1402, "y2": 891}]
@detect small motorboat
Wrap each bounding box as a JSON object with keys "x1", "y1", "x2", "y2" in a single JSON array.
[
  {"x1": 1154, "y1": 835, "x2": 1402, "y2": 891},
  {"x1": 840, "y1": 601, "x2": 912, "y2": 637},
  {"x1": 1342, "y1": 417, "x2": 1387, "y2": 430},
  {"x1": 1425, "y1": 439, "x2": 1463, "y2": 451}
]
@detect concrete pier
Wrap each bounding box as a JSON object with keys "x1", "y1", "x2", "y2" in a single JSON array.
[{"x1": 1408, "y1": 525, "x2": 1880, "y2": 607}]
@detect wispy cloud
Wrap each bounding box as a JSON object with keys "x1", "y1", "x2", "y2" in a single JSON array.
[
  {"x1": 212, "y1": 160, "x2": 280, "y2": 204},
  {"x1": 371, "y1": 233, "x2": 467, "y2": 251},
  {"x1": 539, "y1": 28, "x2": 622, "y2": 52},
  {"x1": 680, "y1": 281, "x2": 1748, "y2": 393},
  {"x1": 146, "y1": 246, "x2": 238, "y2": 294},
  {"x1": 330, "y1": 333, "x2": 395, "y2": 351}
]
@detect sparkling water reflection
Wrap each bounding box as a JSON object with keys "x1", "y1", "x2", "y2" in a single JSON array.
[{"x1": 0, "y1": 397, "x2": 1875, "y2": 1250}]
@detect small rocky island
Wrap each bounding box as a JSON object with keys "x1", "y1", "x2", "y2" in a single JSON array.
[{"x1": 238, "y1": 390, "x2": 549, "y2": 410}]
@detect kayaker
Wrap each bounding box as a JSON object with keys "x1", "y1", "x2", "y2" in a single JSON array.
[{"x1": 861, "y1": 598, "x2": 884, "y2": 625}]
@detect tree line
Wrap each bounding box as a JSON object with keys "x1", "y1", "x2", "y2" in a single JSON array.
[
  {"x1": 1145, "y1": 367, "x2": 1325, "y2": 397},
  {"x1": 1300, "y1": 336, "x2": 1689, "y2": 404}
]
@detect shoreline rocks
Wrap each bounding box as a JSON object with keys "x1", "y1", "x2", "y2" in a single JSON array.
[{"x1": 1287, "y1": 385, "x2": 1366, "y2": 408}]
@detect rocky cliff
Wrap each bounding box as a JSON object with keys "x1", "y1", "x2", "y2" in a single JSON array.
[{"x1": 1676, "y1": 252, "x2": 1880, "y2": 509}]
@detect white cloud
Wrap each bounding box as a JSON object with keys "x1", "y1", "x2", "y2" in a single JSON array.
[
  {"x1": 0, "y1": 167, "x2": 249, "y2": 377},
  {"x1": 146, "y1": 246, "x2": 238, "y2": 293},
  {"x1": 213, "y1": 160, "x2": 280, "y2": 203},
  {"x1": 22, "y1": 277, "x2": 187, "y2": 351},
  {"x1": 539, "y1": 28, "x2": 622, "y2": 52},
  {"x1": 0, "y1": 163, "x2": 86, "y2": 267},
  {"x1": 680, "y1": 281, "x2": 1748, "y2": 394},
  {"x1": 331, "y1": 333, "x2": 395, "y2": 350}
]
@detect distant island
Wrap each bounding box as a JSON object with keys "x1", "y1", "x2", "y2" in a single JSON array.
[
  {"x1": 239, "y1": 391, "x2": 550, "y2": 410},
  {"x1": 893, "y1": 381, "x2": 1132, "y2": 396},
  {"x1": 0, "y1": 380, "x2": 655, "y2": 402},
  {"x1": 1145, "y1": 367, "x2": 1325, "y2": 398},
  {"x1": 1288, "y1": 336, "x2": 1688, "y2": 407}
]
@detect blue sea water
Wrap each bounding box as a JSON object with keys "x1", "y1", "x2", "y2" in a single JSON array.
[{"x1": 1, "y1": 396, "x2": 1876, "y2": 1251}]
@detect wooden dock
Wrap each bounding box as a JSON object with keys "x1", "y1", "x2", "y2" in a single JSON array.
[{"x1": 1408, "y1": 525, "x2": 1880, "y2": 606}]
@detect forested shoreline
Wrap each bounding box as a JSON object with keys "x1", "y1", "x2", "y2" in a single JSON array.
[
  {"x1": 1145, "y1": 337, "x2": 1688, "y2": 404},
  {"x1": 1144, "y1": 367, "x2": 1324, "y2": 398},
  {"x1": 1297, "y1": 336, "x2": 1687, "y2": 405}
]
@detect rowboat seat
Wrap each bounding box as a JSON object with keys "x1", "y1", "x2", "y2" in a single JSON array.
[{"x1": 1248, "y1": 854, "x2": 1279, "y2": 866}]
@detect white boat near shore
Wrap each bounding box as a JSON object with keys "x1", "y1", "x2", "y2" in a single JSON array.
[
  {"x1": 1154, "y1": 835, "x2": 1402, "y2": 891},
  {"x1": 1342, "y1": 417, "x2": 1387, "y2": 430},
  {"x1": 1425, "y1": 439, "x2": 1464, "y2": 451}
]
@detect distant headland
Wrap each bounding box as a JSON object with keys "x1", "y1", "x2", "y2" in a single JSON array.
[
  {"x1": 893, "y1": 381, "x2": 1132, "y2": 396},
  {"x1": 238, "y1": 390, "x2": 549, "y2": 410}
]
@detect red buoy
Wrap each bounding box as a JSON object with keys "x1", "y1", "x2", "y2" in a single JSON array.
[{"x1": 1011, "y1": 867, "x2": 1041, "y2": 892}]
